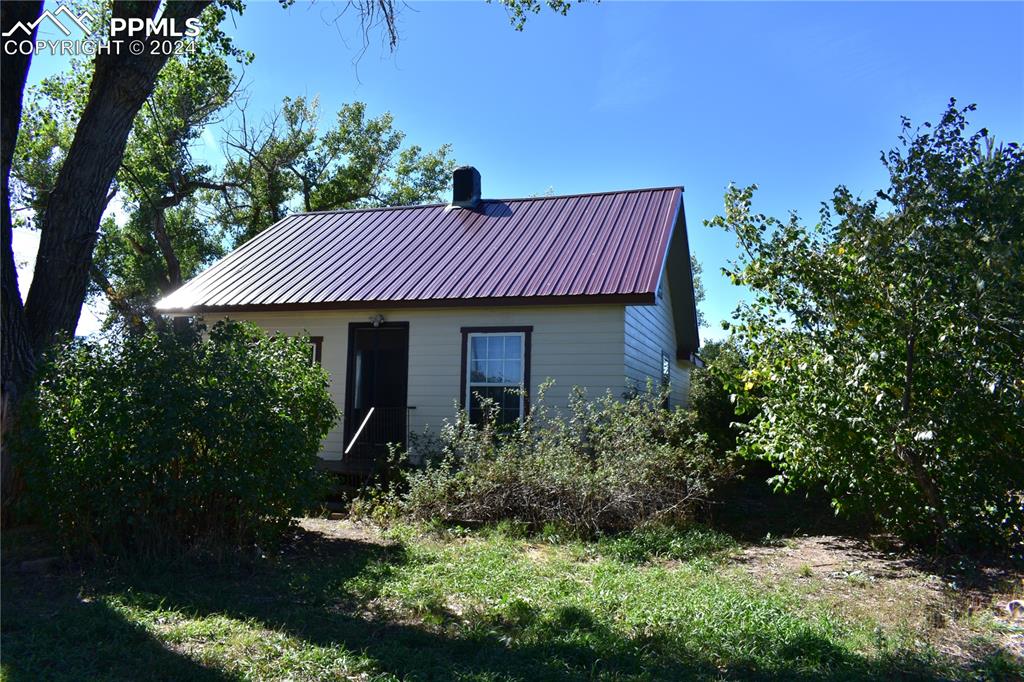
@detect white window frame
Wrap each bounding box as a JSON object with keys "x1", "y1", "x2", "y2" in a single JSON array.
[
  {"x1": 307, "y1": 336, "x2": 323, "y2": 366},
  {"x1": 464, "y1": 331, "x2": 526, "y2": 420}
]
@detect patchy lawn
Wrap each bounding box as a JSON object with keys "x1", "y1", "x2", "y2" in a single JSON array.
[{"x1": 2, "y1": 519, "x2": 1021, "y2": 681}]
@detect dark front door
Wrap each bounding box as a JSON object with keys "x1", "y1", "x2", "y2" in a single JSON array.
[{"x1": 344, "y1": 323, "x2": 409, "y2": 463}]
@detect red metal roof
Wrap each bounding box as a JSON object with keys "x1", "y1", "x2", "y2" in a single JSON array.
[{"x1": 156, "y1": 187, "x2": 685, "y2": 312}]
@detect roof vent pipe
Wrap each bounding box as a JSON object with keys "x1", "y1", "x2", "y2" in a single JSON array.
[{"x1": 451, "y1": 166, "x2": 481, "y2": 209}]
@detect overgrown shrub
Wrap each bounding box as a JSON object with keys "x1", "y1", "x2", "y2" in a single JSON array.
[
  {"x1": 362, "y1": 385, "x2": 734, "y2": 536},
  {"x1": 17, "y1": 321, "x2": 338, "y2": 555}
]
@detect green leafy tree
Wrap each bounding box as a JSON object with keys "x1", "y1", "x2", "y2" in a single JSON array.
[
  {"x1": 217, "y1": 97, "x2": 454, "y2": 244},
  {"x1": 91, "y1": 51, "x2": 239, "y2": 326},
  {"x1": 708, "y1": 101, "x2": 1024, "y2": 551},
  {"x1": 11, "y1": 21, "x2": 243, "y2": 329},
  {"x1": 690, "y1": 255, "x2": 706, "y2": 328},
  {"x1": 9, "y1": 65, "x2": 90, "y2": 228},
  {"x1": 17, "y1": 47, "x2": 450, "y2": 329},
  {"x1": 92, "y1": 201, "x2": 226, "y2": 329},
  {"x1": 493, "y1": 0, "x2": 582, "y2": 30},
  {"x1": 0, "y1": 0, "x2": 367, "y2": 509},
  {"x1": 2, "y1": 2, "x2": 251, "y2": 478}
]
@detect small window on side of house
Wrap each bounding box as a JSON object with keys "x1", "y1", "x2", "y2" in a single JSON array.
[
  {"x1": 661, "y1": 350, "x2": 671, "y2": 409},
  {"x1": 308, "y1": 336, "x2": 323, "y2": 366}
]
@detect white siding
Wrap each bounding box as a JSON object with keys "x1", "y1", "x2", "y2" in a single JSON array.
[
  {"x1": 624, "y1": 272, "x2": 691, "y2": 407},
  {"x1": 211, "y1": 305, "x2": 624, "y2": 460}
]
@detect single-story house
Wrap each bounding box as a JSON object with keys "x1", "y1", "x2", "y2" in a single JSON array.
[{"x1": 157, "y1": 166, "x2": 701, "y2": 478}]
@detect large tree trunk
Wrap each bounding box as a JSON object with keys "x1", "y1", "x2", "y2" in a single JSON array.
[
  {"x1": 24, "y1": 1, "x2": 211, "y2": 352},
  {"x1": 1, "y1": 0, "x2": 44, "y2": 523}
]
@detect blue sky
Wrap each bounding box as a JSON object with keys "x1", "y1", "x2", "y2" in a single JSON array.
[{"x1": 22, "y1": 1, "x2": 1024, "y2": 339}]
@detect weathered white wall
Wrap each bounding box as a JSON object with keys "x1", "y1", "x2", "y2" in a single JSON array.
[
  {"x1": 213, "y1": 304, "x2": 625, "y2": 460},
  {"x1": 624, "y1": 269, "x2": 691, "y2": 407}
]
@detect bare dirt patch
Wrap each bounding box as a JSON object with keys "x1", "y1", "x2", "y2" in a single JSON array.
[
  {"x1": 737, "y1": 534, "x2": 927, "y2": 583},
  {"x1": 297, "y1": 517, "x2": 392, "y2": 546},
  {"x1": 734, "y1": 533, "x2": 1024, "y2": 666},
  {"x1": 710, "y1": 470, "x2": 1024, "y2": 669}
]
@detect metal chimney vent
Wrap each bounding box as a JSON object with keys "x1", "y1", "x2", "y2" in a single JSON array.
[{"x1": 452, "y1": 166, "x2": 481, "y2": 208}]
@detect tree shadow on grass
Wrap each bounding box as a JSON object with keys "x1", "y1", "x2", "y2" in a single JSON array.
[
  {"x1": 1, "y1": 568, "x2": 233, "y2": 682},
  {"x1": 64, "y1": 525, "x2": 958, "y2": 682}
]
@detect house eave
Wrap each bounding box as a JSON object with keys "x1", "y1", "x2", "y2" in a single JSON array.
[{"x1": 158, "y1": 292, "x2": 656, "y2": 316}]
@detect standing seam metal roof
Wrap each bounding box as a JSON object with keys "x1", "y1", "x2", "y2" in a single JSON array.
[{"x1": 156, "y1": 186, "x2": 685, "y2": 312}]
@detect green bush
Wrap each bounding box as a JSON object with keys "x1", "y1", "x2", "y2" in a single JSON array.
[
  {"x1": 365, "y1": 385, "x2": 734, "y2": 536},
  {"x1": 688, "y1": 339, "x2": 749, "y2": 454},
  {"x1": 18, "y1": 321, "x2": 338, "y2": 555}
]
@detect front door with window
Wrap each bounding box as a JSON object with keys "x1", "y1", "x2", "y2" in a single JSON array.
[{"x1": 344, "y1": 323, "x2": 409, "y2": 464}]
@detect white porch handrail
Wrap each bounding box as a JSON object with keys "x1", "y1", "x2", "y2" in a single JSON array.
[{"x1": 344, "y1": 407, "x2": 375, "y2": 455}]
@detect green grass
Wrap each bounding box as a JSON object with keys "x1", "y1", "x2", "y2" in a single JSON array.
[
  {"x1": 595, "y1": 524, "x2": 739, "y2": 563},
  {"x1": 2, "y1": 523, "x2": 1018, "y2": 681}
]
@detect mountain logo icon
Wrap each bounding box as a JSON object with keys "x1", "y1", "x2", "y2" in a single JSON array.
[{"x1": 3, "y1": 5, "x2": 93, "y2": 38}]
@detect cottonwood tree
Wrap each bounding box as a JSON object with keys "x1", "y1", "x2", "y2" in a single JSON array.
[
  {"x1": 710, "y1": 101, "x2": 1023, "y2": 551},
  {"x1": 215, "y1": 96, "x2": 453, "y2": 244},
  {"x1": 0, "y1": 1, "x2": 246, "y2": 516},
  {"x1": 1, "y1": 1, "x2": 236, "y2": 463},
  {"x1": 19, "y1": 62, "x2": 449, "y2": 331},
  {"x1": 13, "y1": 45, "x2": 239, "y2": 327},
  {"x1": 13, "y1": 50, "x2": 450, "y2": 332},
  {"x1": 91, "y1": 52, "x2": 239, "y2": 326},
  {"x1": 0, "y1": 0, "x2": 42, "y2": 438},
  {"x1": 8, "y1": 59, "x2": 90, "y2": 230}
]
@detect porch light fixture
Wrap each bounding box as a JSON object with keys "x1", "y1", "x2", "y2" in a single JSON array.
[{"x1": 370, "y1": 314, "x2": 385, "y2": 327}]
